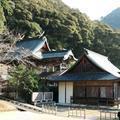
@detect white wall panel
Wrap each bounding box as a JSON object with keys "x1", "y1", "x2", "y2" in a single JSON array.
[
  {"x1": 59, "y1": 82, "x2": 65, "y2": 103},
  {"x1": 66, "y1": 82, "x2": 73, "y2": 103},
  {"x1": 59, "y1": 82, "x2": 73, "y2": 104}
]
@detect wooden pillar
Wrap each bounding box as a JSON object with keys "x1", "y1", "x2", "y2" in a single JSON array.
[
  {"x1": 60, "y1": 63, "x2": 62, "y2": 72},
  {"x1": 113, "y1": 83, "x2": 118, "y2": 100},
  {"x1": 52, "y1": 66, "x2": 55, "y2": 72},
  {"x1": 65, "y1": 81, "x2": 66, "y2": 103},
  {"x1": 47, "y1": 66, "x2": 49, "y2": 72}
]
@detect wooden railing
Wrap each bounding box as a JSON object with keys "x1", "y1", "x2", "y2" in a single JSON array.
[
  {"x1": 68, "y1": 106, "x2": 86, "y2": 119},
  {"x1": 100, "y1": 110, "x2": 118, "y2": 120}
]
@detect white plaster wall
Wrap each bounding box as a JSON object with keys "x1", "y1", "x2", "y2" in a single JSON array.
[
  {"x1": 59, "y1": 82, "x2": 65, "y2": 103},
  {"x1": 59, "y1": 82, "x2": 73, "y2": 104},
  {"x1": 66, "y1": 82, "x2": 73, "y2": 103}
]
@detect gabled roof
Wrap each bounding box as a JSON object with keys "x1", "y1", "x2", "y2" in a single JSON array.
[
  {"x1": 48, "y1": 49, "x2": 120, "y2": 81},
  {"x1": 32, "y1": 50, "x2": 77, "y2": 61},
  {"x1": 16, "y1": 37, "x2": 77, "y2": 62},
  {"x1": 40, "y1": 50, "x2": 77, "y2": 61},
  {"x1": 84, "y1": 49, "x2": 120, "y2": 77},
  {"x1": 16, "y1": 36, "x2": 50, "y2": 53}
]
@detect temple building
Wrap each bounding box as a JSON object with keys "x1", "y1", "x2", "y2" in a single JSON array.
[
  {"x1": 0, "y1": 36, "x2": 77, "y2": 96},
  {"x1": 16, "y1": 36, "x2": 77, "y2": 71},
  {"x1": 49, "y1": 49, "x2": 120, "y2": 105}
]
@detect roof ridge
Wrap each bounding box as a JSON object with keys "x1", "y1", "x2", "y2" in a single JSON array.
[
  {"x1": 43, "y1": 49, "x2": 69, "y2": 54},
  {"x1": 18, "y1": 36, "x2": 45, "y2": 42},
  {"x1": 85, "y1": 48, "x2": 120, "y2": 78},
  {"x1": 60, "y1": 48, "x2": 120, "y2": 78},
  {"x1": 84, "y1": 48, "x2": 108, "y2": 59}
]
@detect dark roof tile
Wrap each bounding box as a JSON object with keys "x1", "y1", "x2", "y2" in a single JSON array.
[
  {"x1": 49, "y1": 72, "x2": 119, "y2": 81},
  {"x1": 16, "y1": 37, "x2": 50, "y2": 53}
]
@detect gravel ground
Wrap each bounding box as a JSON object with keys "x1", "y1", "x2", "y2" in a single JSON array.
[
  {"x1": 0, "y1": 100, "x2": 118, "y2": 120},
  {"x1": 0, "y1": 100, "x2": 16, "y2": 112},
  {"x1": 0, "y1": 111, "x2": 91, "y2": 120}
]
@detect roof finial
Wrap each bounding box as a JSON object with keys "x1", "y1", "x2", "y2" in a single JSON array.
[
  {"x1": 84, "y1": 48, "x2": 88, "y2": 55},
  {"x1": 38, "y1": 31, "x2": 45, "y2": 38}
]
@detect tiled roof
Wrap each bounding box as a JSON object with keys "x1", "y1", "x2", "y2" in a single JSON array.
[
  {"x1": 84, "y1": 49, "x2": 120, "y2": 77},
  {"x1": 48, "y1": 72, "x2": 119, "y2": 81},
  {"x1": 16, "y1": 37, "x2": 77, "y2": 61},
  {"x1": 41, "y1": 50, "x2": 77, "y2": 60},
  {"x1": 39, "y1": 71, "x2": 61, "y2": 78},
  {"x1": 48, "y1": 49, "x2": 120, "y2": 81},
  {"x1": 16, "y1": 36, "x2": 50, "y2": 53}
]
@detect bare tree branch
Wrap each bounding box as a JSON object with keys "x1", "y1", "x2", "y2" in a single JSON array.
[{"x1": 0, "y1": 31, "x2": 35, "y2": 66}]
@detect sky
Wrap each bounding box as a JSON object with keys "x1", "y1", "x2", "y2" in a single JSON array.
[{"x1": 62, "y1": 0, "x2": 120, "y2": 20}]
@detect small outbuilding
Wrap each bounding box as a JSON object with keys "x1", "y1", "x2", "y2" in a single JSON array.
[{"x1": 49, "y1": 49, "x2": 120, "y2": 105}]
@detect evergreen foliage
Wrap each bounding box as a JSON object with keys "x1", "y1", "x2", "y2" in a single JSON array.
[
  {"x1": 0, "y1": 0, "x2": 120, "y2": 67},
  {"x1": 9, "y1": 64, "x2": 39, "y2": 102},
  {"x1": 0, "y1": 4, "x2": 6, "y2": 33}
]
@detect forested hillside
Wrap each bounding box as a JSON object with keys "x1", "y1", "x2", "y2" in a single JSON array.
[{"x1": 0, "y1": 0, "x2": 120, "y2": 67}]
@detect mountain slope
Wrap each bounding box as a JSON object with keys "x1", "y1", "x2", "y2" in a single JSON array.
[
  {"x1": 101, "y1": 7, "x2": 120, "y2": 29},
  {"x1": 0, "y1": 0, "x2": 120, "y2": 67}
]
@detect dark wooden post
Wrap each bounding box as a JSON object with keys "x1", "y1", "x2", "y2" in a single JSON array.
[{"x1": 117, "y1": 112, "x2": 120, "y2": 120}]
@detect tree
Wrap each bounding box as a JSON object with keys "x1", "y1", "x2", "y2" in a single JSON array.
[
  {"x1": 0, "y1": 0, "x2": 120, "y2": 68},
  {"x1": 0, "y1": 30, "x2": 36, "y2": 67},
  {"x1": 1, "y1": 0, "x2": 15, "y2": 16},
  {"x1": 0, "y1": 5, "x2": 6, "y2": 33},
  {"x1": 8, "y1": 64, "x2": 39, "y2": 102}
]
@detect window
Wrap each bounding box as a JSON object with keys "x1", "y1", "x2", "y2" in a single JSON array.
[
  {"x1": 100, "y1": 87, "x2": 113, "y2": 98},
  {"x1": 106, "y1": 87, "x2": 113, "y2": 98},
  {"x1": 100, "y1": 87, "x2": 106, "y2": 98},
  {"x1": 87, "y1": 87, "x2": 99, "y2": 98}
]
